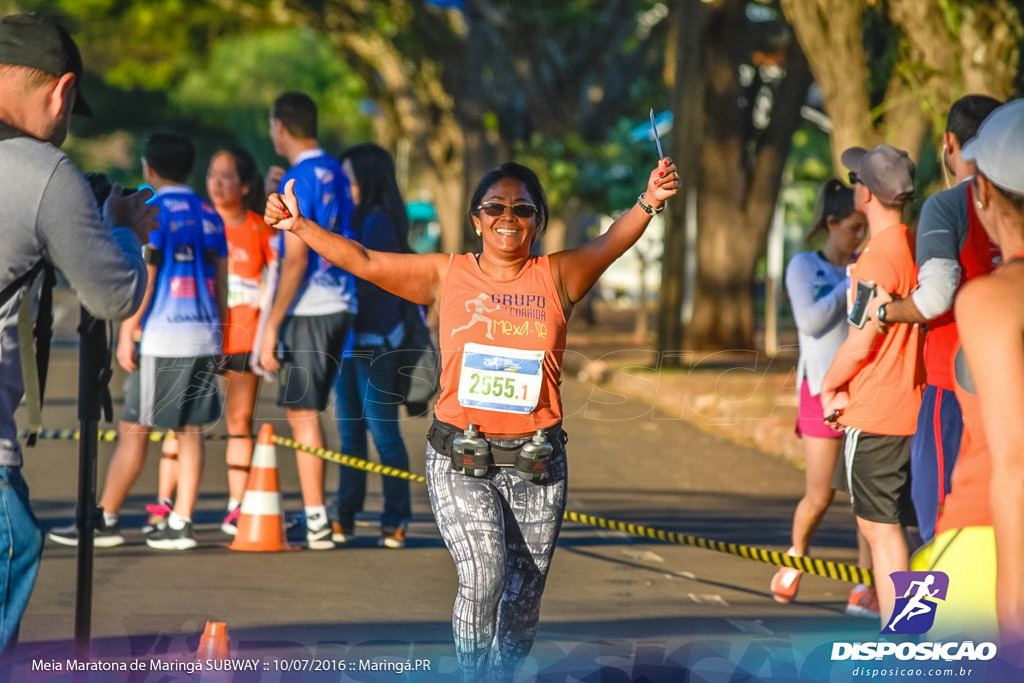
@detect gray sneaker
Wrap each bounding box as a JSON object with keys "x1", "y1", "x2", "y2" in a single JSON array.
[
  {"x1": 146, "y1": 522, "x2": 197, "y2": 550},
  {"x1": 48, "y1": 522, "x2": 125, "y2": 548}
]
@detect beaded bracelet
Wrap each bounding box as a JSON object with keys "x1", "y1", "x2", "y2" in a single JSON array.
[{"x1": 637, "y1": 193, "x2": 664, "y2": 216}]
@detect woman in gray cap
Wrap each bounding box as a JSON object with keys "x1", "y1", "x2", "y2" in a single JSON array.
[{"x1": 919, "y1": 99, "x2": 1024, "y2": 646}]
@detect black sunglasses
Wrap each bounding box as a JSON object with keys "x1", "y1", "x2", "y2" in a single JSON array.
[
  {"x1": 475, "y1": 202, "x2": 539, "y2": 219},
  {"x1": 848, "y1": 171, "x2": 861, "y2": 186}
]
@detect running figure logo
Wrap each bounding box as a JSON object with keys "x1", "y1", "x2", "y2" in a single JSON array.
[
  {"x1": 881, "y1": 571, "x2": 949, "y2": 635},
  {"x1": 451, "y1": 293, "x2": 500, "y2": 340}
]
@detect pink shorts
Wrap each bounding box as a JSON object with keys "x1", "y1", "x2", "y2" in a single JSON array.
[{"x1": 796, "y1": 379, "x2": 844, "y2": 439}]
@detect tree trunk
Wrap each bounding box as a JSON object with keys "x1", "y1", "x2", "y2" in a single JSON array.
[
  {"x1": 685, "y1": 0, "x2": 812, "y2": 351},
  {"x1": 958, "y1": 1, "x2": 1022, "y2": 97},
  {"x1": 657, "y1": 0, "x2": 704, "y2": 363},
  {"x1": 783, "y1": 0, "x2": 1021, "y2": 172},
  {"x1": 780, "y1": 0, "x2": 875, "y2": 168},
  {"x1": 328, "y1": 18, "x2": 467, "y2": 255}
]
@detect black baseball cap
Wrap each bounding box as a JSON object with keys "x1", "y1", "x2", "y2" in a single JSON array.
[{"x1": 0, "y1": 14, "x2": 92, "y2": 117}]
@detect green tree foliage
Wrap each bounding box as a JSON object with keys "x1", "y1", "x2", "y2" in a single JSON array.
[
  {"x1": 515, "y1": 116, "x2": 663, "y2": 220},
  {"x1": 172, "y1": 27, "x2": 372, "y2": 164},
  {"x1": 3, "y1": 2, "x2": 371, "y2": 189}
]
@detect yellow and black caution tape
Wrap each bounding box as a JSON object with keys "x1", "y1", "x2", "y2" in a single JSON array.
[
  {"x1": 20, "y1": 426, "x2": 872, "y2": 586},
  {"x1": 563, "y1": 510, "x2": 873, "y2": 586},
  {"x1": 272, "y1": 435, "x2": 427, "y2": 484},
  {"x1": 18, "y1": 428, "x2": 230, "y2": 443}
]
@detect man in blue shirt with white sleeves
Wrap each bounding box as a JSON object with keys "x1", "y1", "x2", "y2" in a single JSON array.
[{"x1": 258, "y1": 92, "x2": 356, "y2": 549}]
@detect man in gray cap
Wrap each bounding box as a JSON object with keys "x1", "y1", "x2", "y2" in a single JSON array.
[
  {"x1": 0, "y1": 13, "x2": 155, "y2": 652},
  {"x1": 820, "y1": 143, "x2": 925, "y2": 627}
]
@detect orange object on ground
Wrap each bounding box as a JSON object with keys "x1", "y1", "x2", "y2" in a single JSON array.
[
  {"x1": 196, "y1": 621, "x2": 230, "y2": 662},
  {"x1": 229, "y1": 424, "x2": 290, "y2": 551}
]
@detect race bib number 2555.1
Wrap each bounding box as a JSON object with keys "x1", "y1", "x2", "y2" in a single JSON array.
[{"x1": 457, "y1": 342, "x2": 545, "y2": 414}]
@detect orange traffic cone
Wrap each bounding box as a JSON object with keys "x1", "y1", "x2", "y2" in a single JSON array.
[
  {"x1": 230, "y1": 424, "x2": 290, "y2": 551},
  {"x1": 196, "y1": 621, "x2": 229, "y2": 662}
]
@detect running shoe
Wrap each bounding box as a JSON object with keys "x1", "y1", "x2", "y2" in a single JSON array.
[
  {"x1": 285, "y1": 514, "x2": 307, "y2": 544},
  {"x1": 47, "y1": 522, "x2": 125, "y2": 548},
  {"x1": 146, "y1": 522, "x2": 197, "y2": 550},
  {"x1": 846, "y1": 584, "x2": 881, "y2": 619},
  {"x1": 770, "y1": 566, "x2": 803, "y2": 604},
  {"x1": 142, "y1": 500, "x2": 172, "y2": 534},
  {"x1": 378, "y1": 527, "x2": 406, "y2": 549},
  {"x1": 331, "y1": 522, "x2": 354, "y2": 544},
  {"x1": 220, "y1": 507, "x2": 240, "y2": 536},
  {"x1": 306, "y1": 523, "x2": 334, "y2": 550}
]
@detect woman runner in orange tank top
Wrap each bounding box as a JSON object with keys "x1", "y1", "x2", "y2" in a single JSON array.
[
  {"x1": 265, "y1": 155, "x2": 678, "y2": 681},
  {"x1": 939, "y1": 100, "x2": 1024, "y2": 648}
]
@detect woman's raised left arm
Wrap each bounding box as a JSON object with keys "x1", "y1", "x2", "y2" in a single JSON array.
[{"x1": 550, "y1": 157, "x2": 679, "y2": 310}]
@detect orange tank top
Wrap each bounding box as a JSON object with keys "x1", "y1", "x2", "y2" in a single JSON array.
[
  {"x1": 936, "y1": 344, "x2": 991, "y2": 531},
  {"x1": 224, "y1": 210, "x2": 277, "y2": 355},
  {"x1": 434, "y1": 253, "x2": 567, "y2": 434}
]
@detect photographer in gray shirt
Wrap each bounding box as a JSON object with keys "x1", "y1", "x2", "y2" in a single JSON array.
[{"x1": 0, "y1": 13, "x2": 155, "y2": 652}]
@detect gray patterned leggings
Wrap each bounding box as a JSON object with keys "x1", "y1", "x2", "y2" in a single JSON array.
[{"x1": 426, "y1": 440, "x2": 568, "y2": 682}]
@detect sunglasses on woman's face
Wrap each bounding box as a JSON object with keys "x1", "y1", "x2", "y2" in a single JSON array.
[
  {"x1": 848, "y1": 171, "x2": 861, "y2": 186},
  {"x1": 475, "y1": 202, "x2": 539, "y2": 219}
]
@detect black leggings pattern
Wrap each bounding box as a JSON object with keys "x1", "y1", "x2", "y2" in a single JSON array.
[{"x1": 426, "y1": 441, "x2": 568, "y2": 682}]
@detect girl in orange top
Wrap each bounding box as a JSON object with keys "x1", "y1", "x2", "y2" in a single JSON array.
[
  {"x1": 265, "y1": 157, "x2": 679, "y2": 682},
  {"x1": 207, "y1": 146, "x2": 276, "y2": 534}
]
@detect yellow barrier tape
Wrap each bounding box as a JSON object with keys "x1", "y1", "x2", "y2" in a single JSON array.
[
  {"x1": 17, "y1": 428, "x2": 228, "y2": 442},
  {"x1": 272, "y1": 435, "x2": 427, "y2": 484},
  {"x1": 562, "y1": 510, "x2": 873, "y2": 586},
  {"x1": 20, "y1": 426, "x2": 872, "y2": 585}
]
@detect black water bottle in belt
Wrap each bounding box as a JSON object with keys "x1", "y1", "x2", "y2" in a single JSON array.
[
  {"x1": 514, "y1": 429, "x2": 553, "y2": 482},
  {"x1": 451, "y1": 423, "x2": 492, "y2": 476}
]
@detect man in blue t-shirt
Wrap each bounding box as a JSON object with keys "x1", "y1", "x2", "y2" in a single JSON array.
[
  {"x1": 49, "y1": 130, "x2": 228, "y2": 551},
  {"x1": 258, "y1": 92, "x2": 356, "y2": 549}
]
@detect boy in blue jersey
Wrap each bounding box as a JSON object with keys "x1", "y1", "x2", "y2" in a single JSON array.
[
  {"x1": 49, "y1": 131, "x2": 228, "y2": 551},
  {"x1": 258, "y1": 93, "x2": 356, "y2": 549}
]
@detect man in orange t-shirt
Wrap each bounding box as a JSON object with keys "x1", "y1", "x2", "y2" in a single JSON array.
[{"x1": 821, "y1": 144, "x2": 925, "y2": 627}]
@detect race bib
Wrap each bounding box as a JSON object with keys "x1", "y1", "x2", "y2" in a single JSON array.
[
  {"x1": 458, "y1": 342, "x2": 545, "y2": 414},
  {"x1": 227, "y1": 274, "x2": 260, "y2": 309}
]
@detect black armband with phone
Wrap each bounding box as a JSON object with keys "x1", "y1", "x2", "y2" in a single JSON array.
[
  {"x1": 142, "y1": 245, "x2": 163, "y2": 267},
  {"x1": 848, "y1": 279, "x2": 876, "y2": 329}
]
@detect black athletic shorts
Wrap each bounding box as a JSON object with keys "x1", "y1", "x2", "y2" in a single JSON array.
[
  {"x1": 277, "y1": 310, "x2": 354, "y2": 411},
  {"x1": 122, "y1": 355, "x2": 222, "y2": 429},
  {"x1": 841, "y1": 429, "x2": 917, "y2": 526},
  {"x1": 222, "y1": 351, "x2": 253, "y2": 374}
]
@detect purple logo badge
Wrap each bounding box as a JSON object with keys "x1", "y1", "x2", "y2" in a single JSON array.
[{"x1": 882, "y1": 571, "x2": 949, "y2": 635}]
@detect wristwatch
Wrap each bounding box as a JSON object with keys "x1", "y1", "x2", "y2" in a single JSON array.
[{"x1": 877, "y1": 303, "x2": 889, "y2": 325}]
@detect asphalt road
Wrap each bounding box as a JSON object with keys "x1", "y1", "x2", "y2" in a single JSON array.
[{"x1": 4, "y1": 304, "x2": 884, "y2": 681}]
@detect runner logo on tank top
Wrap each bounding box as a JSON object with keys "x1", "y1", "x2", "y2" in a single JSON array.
[
  {"x1": 449, "y1": 292, "x2": 551, "y2": 341},
  {"x1": 451, "y1": 291, "x2": 550, "y2": 413}
]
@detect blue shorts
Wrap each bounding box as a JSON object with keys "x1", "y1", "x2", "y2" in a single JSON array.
[{"x1": 910, "y1": 385, "x2": 963, "y2": 543}]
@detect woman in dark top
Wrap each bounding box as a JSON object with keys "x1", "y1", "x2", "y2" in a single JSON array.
[{"x1": 331, "y1": 143, "x2": 413, "y2": 549}]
